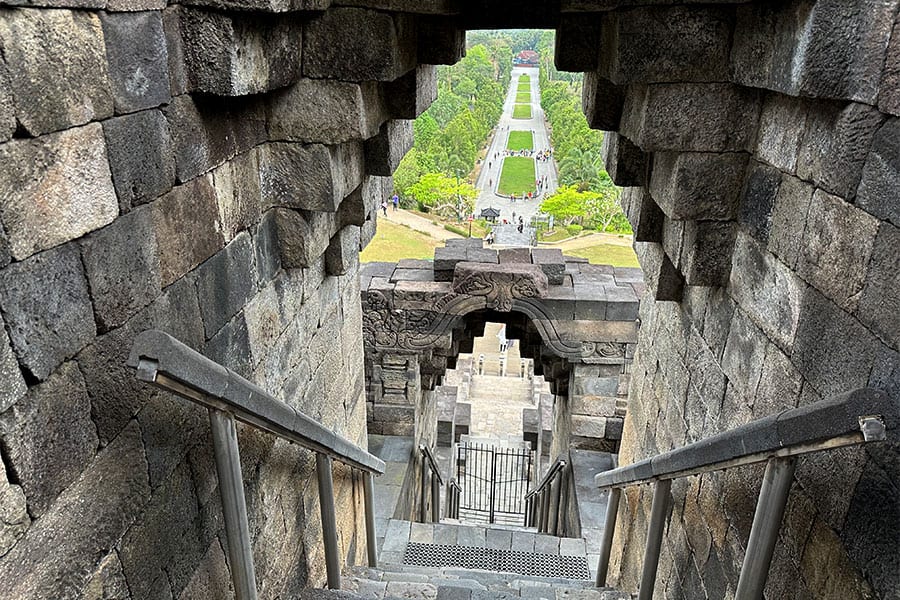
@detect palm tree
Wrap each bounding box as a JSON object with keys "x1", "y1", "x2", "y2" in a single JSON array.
[{"x1": 558, "y1": 148, "x2": 603, "y2": 191}]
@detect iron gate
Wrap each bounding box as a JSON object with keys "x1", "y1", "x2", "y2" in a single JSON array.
[{"x1": 455, "y1": 441, "x2": 533, "y2": 524}]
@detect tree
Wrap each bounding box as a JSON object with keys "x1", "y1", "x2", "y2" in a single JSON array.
[
  {"x1": 558, "y1": 147, "x2": 604, "y2": 190},
  {"x1": 539, "y1": 185, "x2": 592, "y2": 225},
  {"x1": 406, "y1": 172, "x2": 479, "y2": 218}
]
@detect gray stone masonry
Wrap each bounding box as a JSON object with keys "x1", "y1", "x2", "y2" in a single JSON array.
[{"x1": 1, "y1": 2, "x2": 899, "y2": 600}]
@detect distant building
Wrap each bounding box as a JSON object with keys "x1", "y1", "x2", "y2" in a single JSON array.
[{"x1": 513, "y1": 50, "x2": 539, "y2": 66}]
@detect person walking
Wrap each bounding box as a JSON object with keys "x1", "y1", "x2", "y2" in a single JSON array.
[
  {"x1": 391, "y1": 194, "x2": 399, "y2": 211},
  {"x1": 381, "y1": 200, "x2": 388, "y2": 216}
]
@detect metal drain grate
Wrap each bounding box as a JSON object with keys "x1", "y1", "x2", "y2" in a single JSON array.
[{"x1": 402, "y1": 542, "x2": 591, "y2": 580}]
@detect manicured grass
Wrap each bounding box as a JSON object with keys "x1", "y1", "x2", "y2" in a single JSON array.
[
  {"x1": 519, "y1": 74, "x2": 530, "y2": 83},
  {"x1": 539, "y1": 229, "x2": 572, "y2": 242},
  {"x1": 515, "y1": 92, "x2": 531, "y2": 103},
  {"x1": 512, "y1": 104, "x2": 532, "y2": 119},
  {"x1": 360, "y1": 220, "x2": 441, "y2": 262},
  {"x1": 565, "y1": 243, "x2": 640, "y2": 268},
  {"x1": 498, "y1": 157, "x2": 536, "y2": 195},
  {"x1": 517, "y1": 83, "x2": 530, "y2": 91},
  {"x1": 506, "y1": 131, "x2": 534, "y2": 151}
]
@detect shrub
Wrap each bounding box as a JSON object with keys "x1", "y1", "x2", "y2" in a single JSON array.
[{"x1": 566, "y1": 224, "x2": 583, "y2": 236}]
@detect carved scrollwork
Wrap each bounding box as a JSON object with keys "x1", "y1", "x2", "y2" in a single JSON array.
[{"x1": 451, "y1": 262, "x2": 548, "y2": 312}]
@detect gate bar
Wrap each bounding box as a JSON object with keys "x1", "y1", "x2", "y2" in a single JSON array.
[
  {"x1": 209, "y1": 409, "x2": 258, "y2": 600},
  {"x1": 734, "y1": 457, "x2": 796, "y2": 599},
  {"x1": 596, "y1": 487, "x2": 621, "y2": 586},
  {"x1": 316, "y1": 453, "x2": 341, "y2": 589},
  {"x1": 364, "y1": 471, "x2": 377, "y2": 568},
  {"x1": 638, "y1": 479, "x2": 671, "y2": 600}
]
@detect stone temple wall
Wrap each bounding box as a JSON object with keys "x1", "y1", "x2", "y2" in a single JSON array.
[
  {"x1": 0, "y1": 2, "x2": 451, "y2": 598},
  {"x1": 0, "y1": 1, "x2": 898, "y2": 599},
  {"x1": 565, "y1": 2, "x2": 900, "y2": 598}
]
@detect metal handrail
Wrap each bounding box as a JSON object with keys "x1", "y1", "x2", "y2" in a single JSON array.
[
  {"x1": 594, "y1": 388, "x2": 895, "y2": 600},
  {"x1": 128, "y1": 330, "x2": 385, "y2": 597},
  {"x1": 419, "y1": 444, "x2": 444, "y2": 522},
  {"x1": 446, "y1": 478, "x2": 462, "y2": 519},
  {"x1": 420, "y1": 444, "x2": 445, "y2": 485},
  {"x1": 524, "y1": 455, "x2": 568, "y2": 534}
]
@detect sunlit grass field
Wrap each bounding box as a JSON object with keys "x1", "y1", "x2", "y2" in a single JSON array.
[
  {"x1": 565, "y1": 244, "x2": 640, "y2": 268},
  {"x1": 498, "y1": 157, "x2": 536, "y2": 195},
  {"x1": 360, "y1": 220, "x2": 441, "y2": 262},
  {"x1": 515, "y1": 92, "x2": 531, "y2": 103},
  {"x1": 507, "y1": 131, "x2": 533, "y2": 150},
  {"x1": 512, "y1": 104, "x2": 532, "y2": 119}
]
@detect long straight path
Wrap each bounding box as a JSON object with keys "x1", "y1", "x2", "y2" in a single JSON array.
[{"x1": 475, "y1": 66, "x2": 559, "y2": 231}]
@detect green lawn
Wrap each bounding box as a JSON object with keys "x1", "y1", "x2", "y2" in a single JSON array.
[
  {"x1": 512, "y1": 104, "x2": 532, "y2": 119},
  {"x1": 517, "y1": 83, "x2": 530, "y2": 91},
  {"x1": 498, "y1": 157, "x2": 536, "y2": 195},
  {"x1": 519, "y1": 74, "x2": 530, "y2": 83},
  {"x1": 360, "y1": 220, "x2": 441, "y2": 262},
  {"x1": 515, "y1": 92, "x2": 531, "y2": 103},
  {"x1": 565, "y1": 243, "x2": 640, "y2": 268},
  {"x1": 539, "y1": 229, "x2": 572, "y2": 242},
  {"x1": 506, "y1": 131, "x2": 534, "y2": 151}
]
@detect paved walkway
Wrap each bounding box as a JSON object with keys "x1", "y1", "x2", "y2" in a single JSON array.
[
  {"x1": 382, "y1": 207, "x2": 463, "y2": 241},
  {"x1": 475, "y1": 66, "x2": 559, "y2": 232}
]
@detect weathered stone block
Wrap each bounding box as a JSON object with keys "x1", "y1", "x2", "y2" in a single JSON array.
[
  {"x1": 572, "y1": 414, "x2": 607, "y2": 439},
  {"x1": 163, "y1": 7, "x2": 189, "y2": 96},
  {"x1": 100, "y1": 11, "x2": 170, "y2": 113},
  {"x1": 326, "y1": 226, "x2": 361, "y2": 276},
  {"x1": 599, "y1": 6, "x2": 732, "y2": 84},
  {"x1": 0, "y1": 61, "x2": 15, "y2": 143},
  {"x1": 163, "y1": 93, "x2": 267, "y2": 183},
  {"x1": 650, "y1": 152, "x2": 748, "y2": 221},
  {"x1": 416, "y1": 17, "x2": 465, "y2": 65},
  {"x1": 880, "y1": 19, "x2": 900, "y2": 115},
  {"x1": 793, "y1": 287, "x2": 882, "y2": 399},
  {"x1": 721, "y1": 308, "x2": 767, "y2": 400},
  {"x1": 151, "y1": 176, "x2": 226, "y2": 286},
  {"x1": 385, "y1": 65, "x2": 437, "y2": 120},
  {"x1": 0, "y1": 9, "x2": 112, "y2": 136},
  {"x1": 0, "y1": 422, "x2": 149, "y2": 600},
  {"x1": 661, "y1": 217, "x2": 684, "y2": 269},
  {"x1": 796, "y1": 101, "x2": 885, "y2": 200},
  {"x1": 194, "y1": 232, "x2": 257, "y2": 339},
  {"x1": 767, "y1": 174, "x2": 814, "y2": 270},
  {"x1": 857, "y1": 117, "x2": 900, "y2": 226},
  {"x1": 212, "y1": 148, "x2": 263, "y2": 242},
  {"x1": 365, "y1": 119, "x2": 414, "y2": 176},
  {"x1": 738, "y1": 161, "x2": 781, "y2": 244},
  {"x1": 103, "y1": 109, "x2": 176, "y2": 210},
  {"x1": 179, "y1": 8, "x2": 303, "y2": 96},
  {"x1": 77, "y1": 276, "x2": 204, "y2": 445},
  {"x1": 80, "y1": 207, "x2": 162, "y2": 333},
  {"x1": 633, "y1": 241, "x2": 683, "y2": 302},
  {"x1": 733, "y1": 1, "x2": 897, "y2": 105},
  {"x1": 858, "y1": 222, "x2": 900, "y2": 351},
  {"x1": 796, "y1": 190, "x2": 879, "y2": 312},
  {"x1": 0, "y1": 361, "x2": 98, "y2": 518},
  {"x1": 180, "y1": 0, "x2": 329, "y2": 11},
  {"x1": 373, "y1": 404, "x2": 416, "y2": 423},
  {"x1": 0, "y1": 314, "x2": 26, "y2": 414},
  {"x1": 729, "y1": 232, "x2": 806, "y2": 353},
  {"x1": 273, "y1": 208, "x2": 339, "y2": 269},
  {"x1": 601, "y1": 132, "x2": 645, "y2": 187},
  {"x1": 531, "y1": 248, "x2": 566, "y2": 285},
  {"x1": 260, "y1": 141, "x2": 363, "y2": 212},
  {"x1": 0, "y1": 123, "x2": 118, "y2": 261},
  {"x1": 582, "y1": 71, "x2": 625, "y2": 131},
  {"x1": 555, "y1": 15, "x2": 600, "y2": 72},
  {"x1": 303, "y1": 8, "x2": 416, "y2": 82},
  {"x1": 0, "y1": 450, "x2": 29, "y2": 559},
  {"x1": 621, "y1": 83, "x2": 760, "y2": 152},
  {"x1": 622, "y1": 187, "x2": 663, "y2": 243},
  {"x1": 755, "y1": 93, "x2": 807, "y2": 172},
  {"x1": 0, "y1": 244, "x2": 95, "y2": 381},
  {"x1": 680, "y1": 220, "x2": 736, "y2": 287},
  {"x1": 268, "y1": 78, "x2": 385, "y2": 144}
]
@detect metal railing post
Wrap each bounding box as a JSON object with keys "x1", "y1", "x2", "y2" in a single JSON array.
[
  {"x1": 596, "y1": 487, "x2": 621, "y2": 587},
  {"x1": 431, "y1": 474, "x2": 441, "y2": 523},
  {"x1": 638, "y1": 479, "x2": 672, "y2": 600},
  {"x1": 558, "y1": 468, "x2": 570, "y2": 537},
  {"x1": 209, "y1": 409, "x2": 258, "y2": 600},
  {"x1": 363, "y1": 471, "x2": 377, "y2": 568},
  {"x1": 420, "y1": 457, "x2": 428, "y2": 523},
  {"x1": 539, "y1": 487, "x2": 550, "y2": 533},
  {"x1": 548, "y1": 473, "x2": 561, "y2": 536},
  {"x1": 734, "y1": 457, "x2": 797, "y2": 600},
  {"x1": 316, "y1": 453, "x2": 341, "y2": 590}
]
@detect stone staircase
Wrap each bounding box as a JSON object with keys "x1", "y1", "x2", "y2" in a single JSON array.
[{"x1": 329, "y1": 519, "x2": 631, "y2": 600}]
